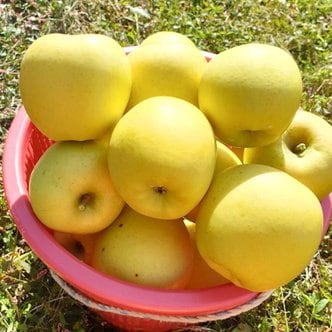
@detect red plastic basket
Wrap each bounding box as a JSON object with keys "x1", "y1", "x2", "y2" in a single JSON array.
[
  {"x1": 3, "y1": 106, "x2": 331, "y2": 331},
  {"x1": 3, "y1": 48, "x2": 331, "y2": 331}
]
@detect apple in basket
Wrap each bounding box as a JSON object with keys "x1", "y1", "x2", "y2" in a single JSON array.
[
  {"x1": 90, "y1": 206, "x2": 194, "y2": 289},
  {"x1": 54, "y1": 231, "x2": 100, "y2": 265},
  {"x1": 107, "y1": 96, "x2": 216, "y2": 220},
  {"x1": 186, "y1": 140, "x2": 242, "y2": 222},
  {"x1": 126, "y1": 31, "x2": 207, "y2": 109},
  {"x1": 195, "y1": 164, "x2": 323, "y2": 292},
  {"x1": 198, "y1": 43, "x2": 303, "y2": 147},
  {"x1": 243, "y1": 109, "x2": 332, "y2": 200},
  {"x1": 19, "y1": 33, "x2": 131, "y2": 141},
  {"x1": 184, "y1": 219, "x2": 230, "y2": 289},
  {"x1": 29, "y1": 140, "x2": 125, "y2": 234}
]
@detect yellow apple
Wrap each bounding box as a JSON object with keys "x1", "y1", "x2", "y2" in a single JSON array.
[
  {"x1": 53, "y1": 231, "x2": 99, "y2": 264},
  {"x1": 73, "y1": 233, "x2": 100, "y2": 265},
  {"x1": 126, "y1": 38, "x2": 207, "y2": 109},
  {"x1": 244, "y1": 110, "x2": 332, "y2": 200},
  {"x1": 186, "y1": 140, "x2": 241, "y2": 221},
  {"x1": 29, "y1": 140, "x2": 125, "y2": 234},
  {"x1": 140, "y1": 31, "x2": 198, "y2": 48},
  {"x1": 198, "y1": 43, "x2": 302, "y2": 147},
  {"x1": 228, "y1": 146, "x2": 244, "y2": 161},
  {"x1": 107, "y1": 96, "x2": 216, "y2": 220},
  {"x1": 214, "y1": 140, "x2": 242, "y2": 175},
  {"x1": 184, "y1": 219, "x2": 230, "y2": 289},
  {"x1": 195, "y1": 164, "x2": 323, "y2": 292},
  {"x1": 53, "y1": 231, "x2": 85, "y2": 260},
  {"x1": 91, "y1": 207, "x2": 194, "y2": 289},
  {"x1": 19, "y1": 33, "x2": 131, "y2": 141}
]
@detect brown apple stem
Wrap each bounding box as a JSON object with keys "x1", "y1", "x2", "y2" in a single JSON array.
[
  {"x1": 293, "y1": 142, "x2": 307, "y2": 157},
  {"x1": 153, "y1": 186, "x2": 167, "y2": 195},
  {"x1": 78, "y1": 193, "x2": 93, "y2": 211}
]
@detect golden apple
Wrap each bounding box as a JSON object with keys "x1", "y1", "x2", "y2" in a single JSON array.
[
  {"x1": 53, "y1": 231, "x2": 84, "y2": 260},
  {"x1": 53, "y1": 231, "x2": 99, "y2": 264},
  {"x1": 126, "y1": 38, "x2": 207, "y2": 108},
  {"x1": 214, "y1": 140, "x2": 242, "y2": 174},
  {"x1": 184, "y1": 219, "x2": 230, "y2": 289},
  {"x1": 107, "y1": 96, "x2": 216, "y2": 219},
  {"x1": 186, "y1": 139, "x2": 241, "y2": 222},
  {"x1": 29, "y1": 141, "x2": 125, "y2": 234},
  {"x1": 20, "y1": 33, "x2": 131, "y2": 141},
  {"x1": 91, "y1": 207, "x2": 194, "y2": 289},
  {"x1": 140, "y1": 31, "x2": 198, "y2": 48},
  {"x1": 196, "y1": 164, "x2": 323, "y2": 292},
  {"x1": 198, "y1": 43, "x2": 302, "y2": 147},
  {"x1": 244, "y1": 110, "x2": 332, "y2": 200}
]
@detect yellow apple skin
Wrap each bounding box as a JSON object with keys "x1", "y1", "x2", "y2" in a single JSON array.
[
  {"x1": 91, "y1": 207, "x2": 194, "y2": 289},
  {"x1": 186, "y1": 140, "x2": 241, "y2": 221},
  {"x1": 107, "y1": 96, "x2": 216, "y2": 220},
  {"x1": 126, "y1": 41, "x2": 207, "y2": 109},
  {"x1": 198, "y1": 43, "x2": 302, "y2": 147},
  {"x1": 184, "y1": 219, "x2": 230, "y2": 289},
  {"x1": 29, "y1": 141, "x2": 125, "y2": 234},
  {"x1": 19, "y1": 33, "x2": 131, "y2": 141},
  {"x1": 228, "y1": 146, "x2": 244, "y2": 161},
  {"x1": 140, "y1": 31, "x2": 198, "y2": 48},
  {"x1": 244, "y1": 110, "x2": 332, "y2": 200},
  {"x1": 214, "y1": 140, "x2": 242, "y2": 174},
  {"x1": 195, "y1": 164, "x2": 323, "y2": 292}
]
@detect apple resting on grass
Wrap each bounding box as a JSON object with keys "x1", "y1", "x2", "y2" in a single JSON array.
[
  {"x1": 244, "y1": 110, "x2": 332, "y2": 200},
  {"x1": 198, "y1": 43, "x2": 302, "y2": 147},
  {"x1": 19, "y1": 33, "x2": 132, "y2": 141},
  {"x1": 107, "y1": 96, "x2": 216, "y2": 220},
  {"x1": 29, "y1": 141, "x2": 125, "y2": 234},
  {"x1": 195, "y1": 164, "x2": 323, "y2": 292},
  {"x1": 91, "y1": 206, "x2": 194, "y2": 289}
]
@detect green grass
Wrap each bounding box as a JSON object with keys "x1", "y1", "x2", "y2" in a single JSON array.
[{"x1": 0, "y1": 0, "x2": 331, "y2": 331}]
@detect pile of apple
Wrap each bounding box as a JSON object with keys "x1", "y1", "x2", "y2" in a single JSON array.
[{"x1": 20, "y1": 31, "x2": 332, "y2": 292}]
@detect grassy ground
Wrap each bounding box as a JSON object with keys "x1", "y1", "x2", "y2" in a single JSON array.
[{"x1": 0, "y1": 0, "x2": 331, "y2": 331}]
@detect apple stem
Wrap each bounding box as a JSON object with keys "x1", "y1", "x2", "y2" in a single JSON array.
[
  {"x1": 153, "y1": 186, "x2": 167, "y2": 195},
  {"x1": 293, "y1": 143, "x2": 307, "y2": 157},
  {"x1": 78, "y1": 193, "x2": 92, "y2": 211}
]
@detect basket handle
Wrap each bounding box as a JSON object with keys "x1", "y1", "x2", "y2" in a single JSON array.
[{"x1": 50, "y1": 269, "x2": 273, "y2": 325}]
